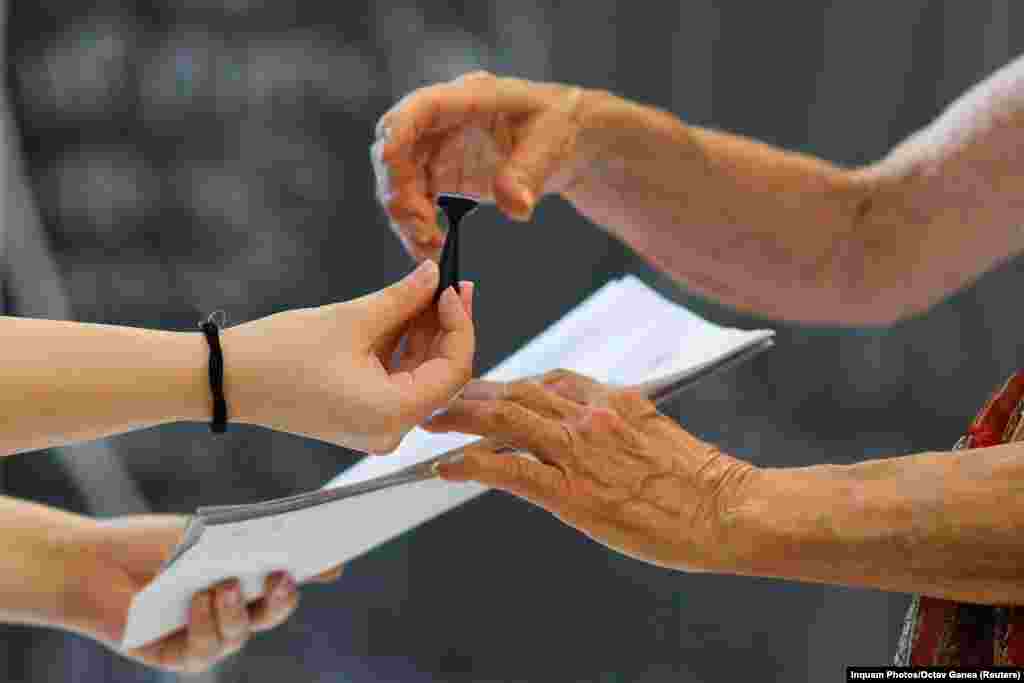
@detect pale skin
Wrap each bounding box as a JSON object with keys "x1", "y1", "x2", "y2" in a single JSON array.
[
  {"x1": 0, "y1": 261, "x2": 475, "y2": 673},
  {"x1": 373, "y1": 55, "x2": 1024, "y2": 605}
]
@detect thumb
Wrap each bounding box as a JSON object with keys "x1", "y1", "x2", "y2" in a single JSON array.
[
  {"x1": 395, "y1": 285, "x2": 475, "y2": 420},
  {"x1": 357, "y1": 260, "x2": 439, "y2": 337},
  {"x1": 494, "y1": 87, "x2": 584, "y2": 222}
]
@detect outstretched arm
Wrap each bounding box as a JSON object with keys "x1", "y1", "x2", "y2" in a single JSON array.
[
  {"x1": 0, "y1": 261, "x2": 475, "y2": 457},
  {"x1": 566, "y1": 53, "x2": 1024, "y2": 325},
  {"x1": 430, "y1": 373, "x2": 1024, "y2": 605},
  {"x1": 0, "y1": 316, "x2": 211, "y2": 456},
  {"x1": 375, "y1": 56, "x2": 1024, "y2": 325}
]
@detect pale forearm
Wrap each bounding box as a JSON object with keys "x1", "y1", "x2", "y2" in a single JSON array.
[
  {"x1": 731, "y1": 444, "x2": 1024, "y2": 604},
  {"x1": 0, "y1": 317, "x2": 220, "y2": 456},
  {"x1": 0, "y1": 495, "x2": 101, "y2": 632}
]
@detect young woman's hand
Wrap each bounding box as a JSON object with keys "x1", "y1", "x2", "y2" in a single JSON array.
[{"x1": 224, "y1": 260, "x2": 475, "y2": 454}]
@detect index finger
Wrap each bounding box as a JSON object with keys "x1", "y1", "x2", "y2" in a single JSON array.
[
  {"x1": 458, "y1": 378, "x2": 585, "y2": 421},
  {"x1": 376, "y1": 73, "x2": 537, "y2": 150},
  {"x1": 537, "y1": 369, "x2": 612, "y2": 405}
]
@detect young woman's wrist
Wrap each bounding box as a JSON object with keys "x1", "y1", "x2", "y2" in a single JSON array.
[{"x1": 164, "y1": 326, "x2": 261, "y2": 427}]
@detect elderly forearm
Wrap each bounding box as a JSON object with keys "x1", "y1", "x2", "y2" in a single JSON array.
[
  {"x1": 563, "y1": 54, "x2": 1024, "y2": 325},
  {"x1": 563, "y1": 91, "x2": 872, "y2": 324},
  {"x1": 0, "y1": 317, "x2": 219, "y2": 456},
  {"x1": 0, "y1": 495, "x2": 101, "y2": 632},
  {"x1": 729, "y1": 444, "x2": 1024, "y2": 604}
]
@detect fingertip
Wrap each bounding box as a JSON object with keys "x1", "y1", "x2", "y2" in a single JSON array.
[
  {"x1": 438, "y1": 286, "x2": 464, "y2": 319},
  {"x1": 513, "y1": 187, "x2": 535, "y2": 222},
  {"x1": 495, "y1": 174, "x2": 535, "y2": 222}
]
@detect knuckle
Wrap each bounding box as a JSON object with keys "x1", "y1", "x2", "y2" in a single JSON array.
[
  {"x1": 614, "y1": 389, "x2": 652, "y2": 414},
  {"x1": 508, "y1": 456, "x2": 530, "y2": 482},
  {"x1": 581, "y1": 406, "x2": 620, "y2": 432},
  {"x1": 545, "y1": 367, "x2": 581, "y2": 386},
  {"x1": 616, "y1": 388, "x2": 646, "y2": 404},
  {"x1": 488, "y1": 402, "x2": 518, "y2": 431},
  {"x1": 505, "y1": 379, "x2": 536, "y2": 402}
]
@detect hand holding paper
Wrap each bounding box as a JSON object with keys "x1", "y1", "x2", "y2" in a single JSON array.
[{"x1": 72, "y1": 514, "x2": 343, "y2": 675}]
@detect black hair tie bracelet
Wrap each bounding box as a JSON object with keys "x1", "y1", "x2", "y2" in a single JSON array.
[{"x1": 199, "y1": 311, "x2": 228, "y2": 433}]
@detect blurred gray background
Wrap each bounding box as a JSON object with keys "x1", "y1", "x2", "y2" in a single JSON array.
[{"x1": 1, "y1": 1, "x2": 1022, "y2": 681}]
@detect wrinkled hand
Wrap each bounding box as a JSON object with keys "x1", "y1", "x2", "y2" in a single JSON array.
[
  {"x1": 425, "y1": 370, "x2": 759, "y2": 572},
  {"x1": 77, "y1": 514, "x2": 344, "y2": 675},
  {"x1": 371, "y1": 71, "x2": 593, "y2": 260},
  {"x1": 226, "y1": 260, "x2": 475, "y2": 454}
]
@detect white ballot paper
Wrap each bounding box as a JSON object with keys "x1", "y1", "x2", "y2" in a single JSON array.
[{"x1": 121, "y1": 275, "x2": 774, "y2": 650}]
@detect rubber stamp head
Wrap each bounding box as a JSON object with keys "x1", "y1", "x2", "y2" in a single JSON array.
[{"x1": 437, "y1": 194, "x2": 480, "y2": 227}]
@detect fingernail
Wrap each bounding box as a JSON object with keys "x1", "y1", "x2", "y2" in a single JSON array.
[
  {"x1": 512, "y1": 185, "x2": 534, "y2": 220},
  {"x1": 273, "y1": 575, "x2": 295, "y2": 601},
  {"x1": 223, "y1": 585, "x2": 240, "y2": 607},
  {"x1": 439, "y1": 286, "x2": 459, "y2": 310},
  {"x1": 424, "y1": 407, "x2": 447, "y2": 425}
]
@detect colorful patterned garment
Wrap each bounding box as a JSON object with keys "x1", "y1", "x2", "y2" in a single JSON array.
[{"x1": 894, "y1": 371, "x2": 1024, "y2": 666}]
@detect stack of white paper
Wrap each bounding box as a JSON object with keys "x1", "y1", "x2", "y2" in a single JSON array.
[{"x1": 121, "y1": 275, "x2": 773, "y2": 650}]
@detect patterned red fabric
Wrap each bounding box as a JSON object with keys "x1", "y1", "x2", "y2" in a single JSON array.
[{"x1": 894, "y1": 370, "x2": 1024, "y2": 665}]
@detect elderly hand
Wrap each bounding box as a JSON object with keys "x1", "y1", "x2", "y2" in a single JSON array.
[
  {"x1": 371, "y1": 71, "x2": 594, "y2": 260},
  {"x1": 425, "y1": 370, "x2": 760, "y2": 572},
  {"x1": 224, "y1": 260, "x2": 475, "y2": 454},
  {"x1": 76, "y1": 514, "x2": 344, "y2": 675}
]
